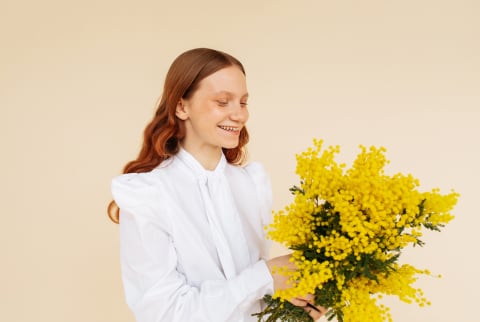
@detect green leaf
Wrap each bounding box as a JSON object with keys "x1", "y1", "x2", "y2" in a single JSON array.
[{"x1": 252, "y1": 295, "x2": 313, "y2": 322}]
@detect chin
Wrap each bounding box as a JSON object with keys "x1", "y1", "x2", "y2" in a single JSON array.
[{"x1": 221, "y1": 140, "x2": 240, "y2": 149}]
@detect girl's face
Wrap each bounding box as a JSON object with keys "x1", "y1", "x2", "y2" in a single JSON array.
[{"x1": 176, "y1": 66, "x2": 249, "y2": 160}]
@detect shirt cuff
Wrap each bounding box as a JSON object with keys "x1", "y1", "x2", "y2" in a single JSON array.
[{"x1": 231, "y1": 259, "x2": 274, "y2": 304}]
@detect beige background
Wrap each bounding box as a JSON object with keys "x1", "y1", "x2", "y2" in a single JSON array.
[{"x1": 1, "y1": 0, "x2": 479, "y2": 321}]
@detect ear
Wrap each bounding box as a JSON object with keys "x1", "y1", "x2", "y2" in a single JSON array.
[{"x1": 175, "y1": 99, "x2": 189, "y2": 120}]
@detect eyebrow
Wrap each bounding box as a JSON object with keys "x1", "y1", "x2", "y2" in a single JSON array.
[{"x1": 214, "y1": 91, "x2": 249, "y2": 98}]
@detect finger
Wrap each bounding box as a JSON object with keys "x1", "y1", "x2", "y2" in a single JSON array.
[
  {"x1": 296, "y1": 293, "x2": 315, "y2": 302},
  {"x1": 304, "y1": 305, "x2": 325, "y2": 321},
  {"x1": 289, "y1": 297, "x2": 308, "y2": 307},
  {"x1": 311, "y1": 303, "x2": 327, "y2": 313}
]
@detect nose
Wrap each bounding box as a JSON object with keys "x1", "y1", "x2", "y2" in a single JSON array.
[{"x1": 230, "y1": 103, "x2": 249, "y2": 123}]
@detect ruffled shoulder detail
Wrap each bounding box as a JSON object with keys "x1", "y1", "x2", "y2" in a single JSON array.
[{"x1": 111, "y1": 172, "x2": 162, "y2": 213}]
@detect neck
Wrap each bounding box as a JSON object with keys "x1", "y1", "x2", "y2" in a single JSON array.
[{"x1": 181, "y1": 144, "x2": 222, "y2": 170}]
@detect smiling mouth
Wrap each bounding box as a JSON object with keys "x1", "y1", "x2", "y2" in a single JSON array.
[{"x1": 218, "y1": 125, "x2": 240, "y2": 132}]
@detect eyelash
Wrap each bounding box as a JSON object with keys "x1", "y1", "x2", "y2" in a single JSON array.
[{"x1": 216, "y1": 100, "x2": 248, "y2": 107}]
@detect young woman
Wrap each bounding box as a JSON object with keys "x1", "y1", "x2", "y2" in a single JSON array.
[{"x1": 108, "y1": 48, "x2": 326, "y2": 322}]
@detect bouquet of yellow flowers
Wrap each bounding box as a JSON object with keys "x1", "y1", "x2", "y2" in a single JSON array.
[{"x1": 254, "y1": 139, "x2": 459, "y2": 322}]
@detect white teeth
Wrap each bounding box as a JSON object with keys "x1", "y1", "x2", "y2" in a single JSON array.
[{"x1": 219, "y1": 125, "x2": 238, "y2": 132}]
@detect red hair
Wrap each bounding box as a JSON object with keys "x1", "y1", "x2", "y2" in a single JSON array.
[{"x1": 108, "y1": 48, "x2": 250, "y2": 223}]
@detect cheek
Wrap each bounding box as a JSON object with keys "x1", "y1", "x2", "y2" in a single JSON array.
[
  {"x1": 192, "y1": 104, "x2": 222, "y2": 122},
  {"x1": 205, "y1": 104, "x2": 225, "y2": 116},
  {"x1": 243, "y1": 109, "x2": 250, "y2": 122}
]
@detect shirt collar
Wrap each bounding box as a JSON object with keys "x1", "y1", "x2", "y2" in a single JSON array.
[{"x1": 176, "y1": 148, "x2": 227, "y2": 181}]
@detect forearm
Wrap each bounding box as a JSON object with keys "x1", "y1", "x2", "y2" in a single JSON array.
[{"x1": 125, "y1": 260, "x2": 273, "y2": 322}]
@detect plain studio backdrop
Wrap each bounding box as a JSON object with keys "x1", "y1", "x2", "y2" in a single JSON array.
[{"x1": 1, "y1": 0, "x2": 478, "y2": 321}]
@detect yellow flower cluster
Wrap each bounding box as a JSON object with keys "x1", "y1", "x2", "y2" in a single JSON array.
[
  {"x1": 265, "y1": 139, "x2": 459, "y2": 322},
  {"x1": 339, "y1": 263, "x2": 431, "y2": 322},
  {"x1": 275, "y1": 254, "x2": 333, "y2": 301}
]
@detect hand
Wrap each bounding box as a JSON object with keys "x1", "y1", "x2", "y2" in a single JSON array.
[
  {"x1": 266, "y1": 254, "x2": 296, "y2": 292},
  {"x1": 290, "y1": 293, "x2": 327, "y2": 321},
  {"x1": 266, "y1": 254, "x2": 328, "y2": 321}
]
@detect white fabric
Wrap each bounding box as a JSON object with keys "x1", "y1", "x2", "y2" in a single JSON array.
[{"x1": 111, "y1": 148, "x2": 274, "y2": 322}]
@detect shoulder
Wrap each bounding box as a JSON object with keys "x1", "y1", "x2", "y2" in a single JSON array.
[
  {"x1": 111, "y1": 159, "x2": 179, "y2": 212},
  {"x1": 111, "y1": 171, "x2": 161, "y2": 210},
  {"x1": 226, "y1": 161, "x2": 273, "y2": 228},
  {"x1": 111, "y1": 159, "x2": 180, "y2": 210},
  {"x1": 231, "y1": 161, "x2": 270, "y2": 184},
  {"x1": 112, "y1": 160, "x2": 185, "y2": 231},
  {"x1": 226, "y1": 161, "x2": 272, "y2": 200},
  {"x1": 244, "y1": 162, "x2": 270, "y2": 186},
  {"x1": 245, "y1": 162, "x2": 272, "y2": 202}
]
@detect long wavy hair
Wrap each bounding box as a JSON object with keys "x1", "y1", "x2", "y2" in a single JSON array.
[{"x1": 107, "y1": 48, "x2": 250, "y2": 223}]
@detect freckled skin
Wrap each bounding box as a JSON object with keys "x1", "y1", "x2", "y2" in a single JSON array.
[{"x1": 176, "y1": 66, "x2": 249, "y2": 169}]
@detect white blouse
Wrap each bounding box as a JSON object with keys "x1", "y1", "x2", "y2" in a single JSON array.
[{"x1": 111, "y1": 148, "x2": 274, "y2": 322}]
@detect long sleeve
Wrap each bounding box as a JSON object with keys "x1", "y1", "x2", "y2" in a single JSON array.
[
  {"x1": 119, "y1": 208, "x2": 273, "y2": 322},
  {"x1": 112, "y1": 169, "x2": 274, "y2": 322}
]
